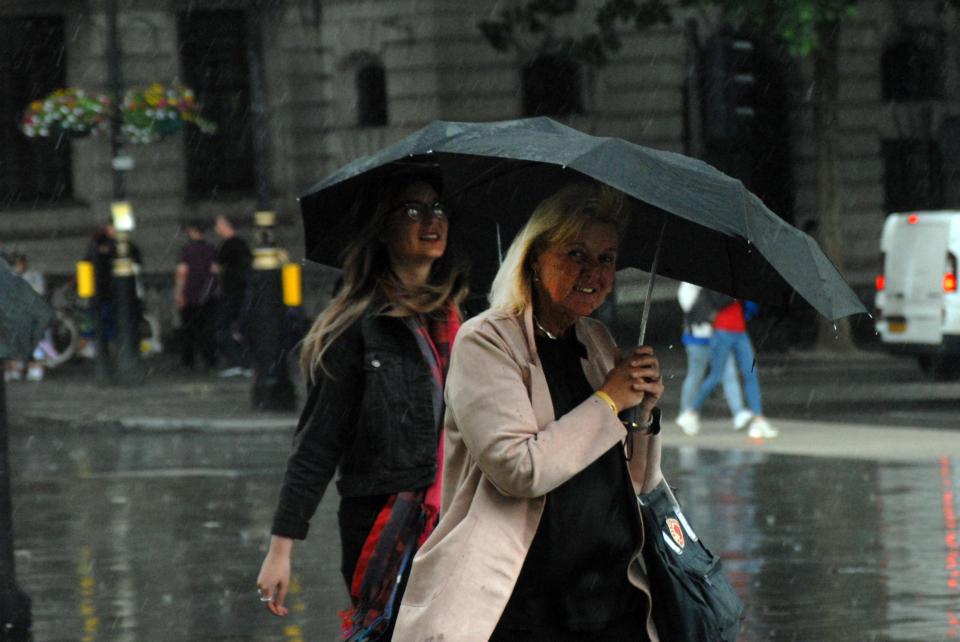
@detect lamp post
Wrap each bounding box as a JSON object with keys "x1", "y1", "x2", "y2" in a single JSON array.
[
  {"x1": 244, "y1": 7, "x2": 293, "y2": 410},
  {"x1": 106, "y1": 0, "x2": 142, "y2": 385},
  {"x1": 110, "y1": 202, "x2": 143, "y2": 384},
  {"x1": 249, "y1": 211, "x2": 296, "y2": 411}
]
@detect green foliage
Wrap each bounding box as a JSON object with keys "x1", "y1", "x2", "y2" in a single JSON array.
[
  {"x1": 478, "y1": 0, "x2": 860, "y2": 65},
  {"x1": 701, "y1": 0, "x2": 858, "y2": 56},
  {"x1": 479, "y1": 0, "x2": 673, "y2": 66}
]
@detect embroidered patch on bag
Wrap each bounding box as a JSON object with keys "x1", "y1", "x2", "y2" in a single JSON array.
[{"x1": 666, "y1": 517, "x2": 685, "y2": 549}]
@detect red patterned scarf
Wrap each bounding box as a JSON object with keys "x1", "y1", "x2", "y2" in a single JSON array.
[{"x1": 339, "y1": 305, "x2": 460, "y2": 640}]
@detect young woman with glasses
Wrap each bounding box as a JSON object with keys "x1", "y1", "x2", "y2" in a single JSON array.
[{"x1": 256, "y1": 167, "x2": 468, "y2": 641}]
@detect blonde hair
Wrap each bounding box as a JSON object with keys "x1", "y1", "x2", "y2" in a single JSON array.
[
  {"x1": 489, "y1": 182, "x2": 628, "y2": 314},
  {"x1": 300, "y1": 176, "x2": 469, "y2": 380}
]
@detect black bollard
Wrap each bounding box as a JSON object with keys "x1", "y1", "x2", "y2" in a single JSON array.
[
  {"x1": 111, "y1": 229, "x2": 143, "y2": 385},
  {"x1": 249, "y1": 211, "x2": 296, "y2": 411},
  {"x1": 90, "y1": 285, "x2": 114, "y2": 386},
  {"x1": 0, "y1": 379, "x2": 32, "y2": 642}
]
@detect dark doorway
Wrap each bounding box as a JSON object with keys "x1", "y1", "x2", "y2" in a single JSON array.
[
  {"x1": 0, "y1": 15, "x2": 72, "y2": 207},
  {"x1": 701, "y1": 35, "x2": 795, "y2": 225},
  {"x1": 177, "y1": 10, "x2": 255, "y2": 198}
]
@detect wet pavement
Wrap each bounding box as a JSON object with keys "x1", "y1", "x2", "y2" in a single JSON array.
[
  {"x1": 5, "y1": 420, "x2": 957, "y2": 641},
  {"x1": 4, "y1": 351, "x2": 959, "y2": 640}
]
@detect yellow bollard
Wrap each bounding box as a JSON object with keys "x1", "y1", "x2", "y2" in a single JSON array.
[
  {"x1": 76, "y1": 261, "x2": 95, "y2": 299},
  {"x1": 282, "y1": 263, "x2": 302, "y2": 307}
]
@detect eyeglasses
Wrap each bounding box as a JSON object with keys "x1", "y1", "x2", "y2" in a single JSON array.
[{"x1": 390, "y1": 201, "x2": 449, "y2": 222}]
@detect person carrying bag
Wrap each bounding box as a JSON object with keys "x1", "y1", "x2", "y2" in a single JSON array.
[{"x1": 638, "y1": 481, "x2": 744, "y2": 641}]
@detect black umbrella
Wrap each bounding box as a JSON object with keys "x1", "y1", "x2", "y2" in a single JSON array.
[
  {"x1": 0, "y1": 261, "x2": 54, "y2": 361},
  {"x1": 300, "y1": 117, "x2": 866, "y2": 324}
]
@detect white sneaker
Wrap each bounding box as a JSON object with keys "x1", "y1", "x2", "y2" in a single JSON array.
[
  {"x1": 26, "y1": 365, "x2": 44, "y2": 381},
  {"x1": 218, "y1": 367, "x2": 246, "y2": 378},
  {"x1": 747, "y1": 417, "x2": 779, "y2": 439},
  {"x1": 675, "y1": 410, "x2": 701, "y2": 436},
  {"x1": 733, "y1": 410, "x2": 754, "y2": 431}
]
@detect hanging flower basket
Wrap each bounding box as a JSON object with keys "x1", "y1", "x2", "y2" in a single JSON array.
[
  {"x1": 121, "y1": 83, "x2": 217, "y2": 144},
  {"x1": 20, "y1": 88, "x2": 112, "y2": 139}
]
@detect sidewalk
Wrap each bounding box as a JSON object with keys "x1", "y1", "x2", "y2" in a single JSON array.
[
  {"x1": 6, "y1": 350, "x2": 951, "y2": 462},
  {"x1": 6, "y1": 355, "x2": 301, "y2": 433},
  {"x1": 659, "y1": 417, "x2": 951, "y2": 462}
]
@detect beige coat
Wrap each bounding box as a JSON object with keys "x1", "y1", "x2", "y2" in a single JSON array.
[{"x1": 393, "y1": 307, "x2": 664, "y2": 642}]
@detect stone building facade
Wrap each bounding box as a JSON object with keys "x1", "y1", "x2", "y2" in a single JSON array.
[{"x1": 2, "y1": 0, "x2": 958, "y2": 332}]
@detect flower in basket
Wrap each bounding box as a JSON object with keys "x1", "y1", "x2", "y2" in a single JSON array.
[
  {"x1": 20, "y1": 88, "x2": 112, "y2": 139},
  {"x1": 121, "y1": 83, "x2": 217, "y2": 144}
]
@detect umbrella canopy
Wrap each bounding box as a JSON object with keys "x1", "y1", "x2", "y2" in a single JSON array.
[
  {"x1": 0, "y1": 261, "x2": 55, "y2": 360},
  {"x1": 300, "y1": 117, "x2": 866, "y2": 321}
]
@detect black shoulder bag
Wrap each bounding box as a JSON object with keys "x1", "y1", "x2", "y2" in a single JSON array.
[{"x1": 637, "y1": 481, "x2": 744, "y2": 641}]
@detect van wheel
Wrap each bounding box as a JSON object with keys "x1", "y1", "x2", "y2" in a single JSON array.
[{"x1": 917, "y1": 355, "x2": 960, "y2": 381}]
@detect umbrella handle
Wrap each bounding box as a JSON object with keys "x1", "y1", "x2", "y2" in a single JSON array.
[{"x1": 622, "y1": 216, "x2": 667, "y2": 436}]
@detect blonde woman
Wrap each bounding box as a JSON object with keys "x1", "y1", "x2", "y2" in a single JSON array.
[
  {"x1": 394, "y1": 182, "x2": 665, "y2": 641},
  {"x1": 256, "y1": 168, "x2": 468, "y2": 641}
]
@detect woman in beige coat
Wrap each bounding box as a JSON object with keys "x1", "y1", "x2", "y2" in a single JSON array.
[{"x1": 393, "y1": 183, "x2": 665, "y2": 641}]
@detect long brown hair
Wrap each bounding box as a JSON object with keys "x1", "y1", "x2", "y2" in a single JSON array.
[{"x1": 300, "y1": 172, "x2": 469, "y2": 380}]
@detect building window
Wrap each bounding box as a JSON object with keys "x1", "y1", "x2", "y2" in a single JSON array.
[
  {"x1": 521, "y1": 54, "x2": 583, "y2": 117},
  {"x1": 356, "y1": 62, "x2": 387, "y2": 127},
  {"x1": 0, "y1": 16, "x2": 72, "y2": 207},
  {"x1": 882, "y1": 33, "x2": 944, "y2": 101},
  {"x1": 883, "y1": 139, "x2": 942, "y2": 212},
  {"x1": 177, "y1": 10, "x2": 254, "y2": 198}
]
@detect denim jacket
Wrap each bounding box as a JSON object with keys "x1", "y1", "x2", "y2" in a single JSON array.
[{"x1": 271, "y1": 292, "x2": 440, "y2": 540}]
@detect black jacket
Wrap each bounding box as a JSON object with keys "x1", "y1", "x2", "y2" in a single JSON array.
[{"x1": 271, "y1": 294, "x2": 441, "y2": 540}]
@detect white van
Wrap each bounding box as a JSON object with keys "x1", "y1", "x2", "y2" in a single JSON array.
[{"x1": 874, "y1": 211, "x2": 960, "y2": 379}]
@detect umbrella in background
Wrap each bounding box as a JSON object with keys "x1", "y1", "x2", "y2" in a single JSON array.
[
  {"x1": 0, "y1": 260, "x2": 54, "y2": 361},
  {"x1": 300, "y1": 117, "x2": 866, "y2": 328},
  {"x1": 0, "y1": 259, "x2": 52, "y2": 639}
]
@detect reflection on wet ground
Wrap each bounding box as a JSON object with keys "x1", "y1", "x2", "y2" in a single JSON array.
[{"x1": 9, "y1": 424, "x2": 959, "y2": 641}]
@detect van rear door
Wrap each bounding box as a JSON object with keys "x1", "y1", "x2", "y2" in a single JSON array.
[{"x1": 882, "y1": 216, "x2": 950, "y2": 343}]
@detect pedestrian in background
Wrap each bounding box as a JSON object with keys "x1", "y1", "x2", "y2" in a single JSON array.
[
  {"x1": 212, "y1": 214, "x2": 252, "y2": 377},
  {"x1": 4, "y1": 253, "x2": 47, "y2": 382},
  {"x1": 256, "y1": 167, "x2": 468, "y2": 641},
  {"x1": 675, "y1": 295, "x2": 779, "y2": 439},
  {"x1": 675, "y1": 282, "x2": 752, "y2": 435},
  {"x1": 174, "y1": 220, "x2": 217, "y2": 371},
  {"x1": 394, "y1": 183, "x2": 665, "y2": 641},
  {"x1": 83, "y1": 222, "x2": 143, "y2": 358}
]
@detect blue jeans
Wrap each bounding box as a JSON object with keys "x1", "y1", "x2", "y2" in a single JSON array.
[
  {"x1": 692, "y1": 331, "x2": 763, "y2": 415},
  {"x1": 680, "y1": 343, "x2": 744, "y2": 415}
]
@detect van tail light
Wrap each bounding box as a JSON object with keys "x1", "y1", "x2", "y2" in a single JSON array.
[
  {"x1": 877, "y1": 252, "x2": 886, "y2": 291},
  {"x1": 946, "y1": 253, "x2": 958, "y2": 293},
  {"x1": 945, "y1": 273, "x2": 958, "y2": 293}
]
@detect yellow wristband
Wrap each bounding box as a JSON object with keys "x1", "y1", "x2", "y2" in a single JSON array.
[{"x1": 593, "y1": 390, "x2": 619, "y2": 417}]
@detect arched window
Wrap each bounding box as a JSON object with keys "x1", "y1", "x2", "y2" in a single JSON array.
[
  {"x1": 882, "y1": 32, "x2": 943, "y2": 101},
  {"x1": 356, "y1": 62, "x2": 387, "y2": 127},
  {"x1": 521, "y1": 54, "x2": 583, "y2": 117}
]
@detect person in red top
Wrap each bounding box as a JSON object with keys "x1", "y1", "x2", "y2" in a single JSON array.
[{"x1": 675, "y1": 294, "x2": 779, "y2": 438}]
